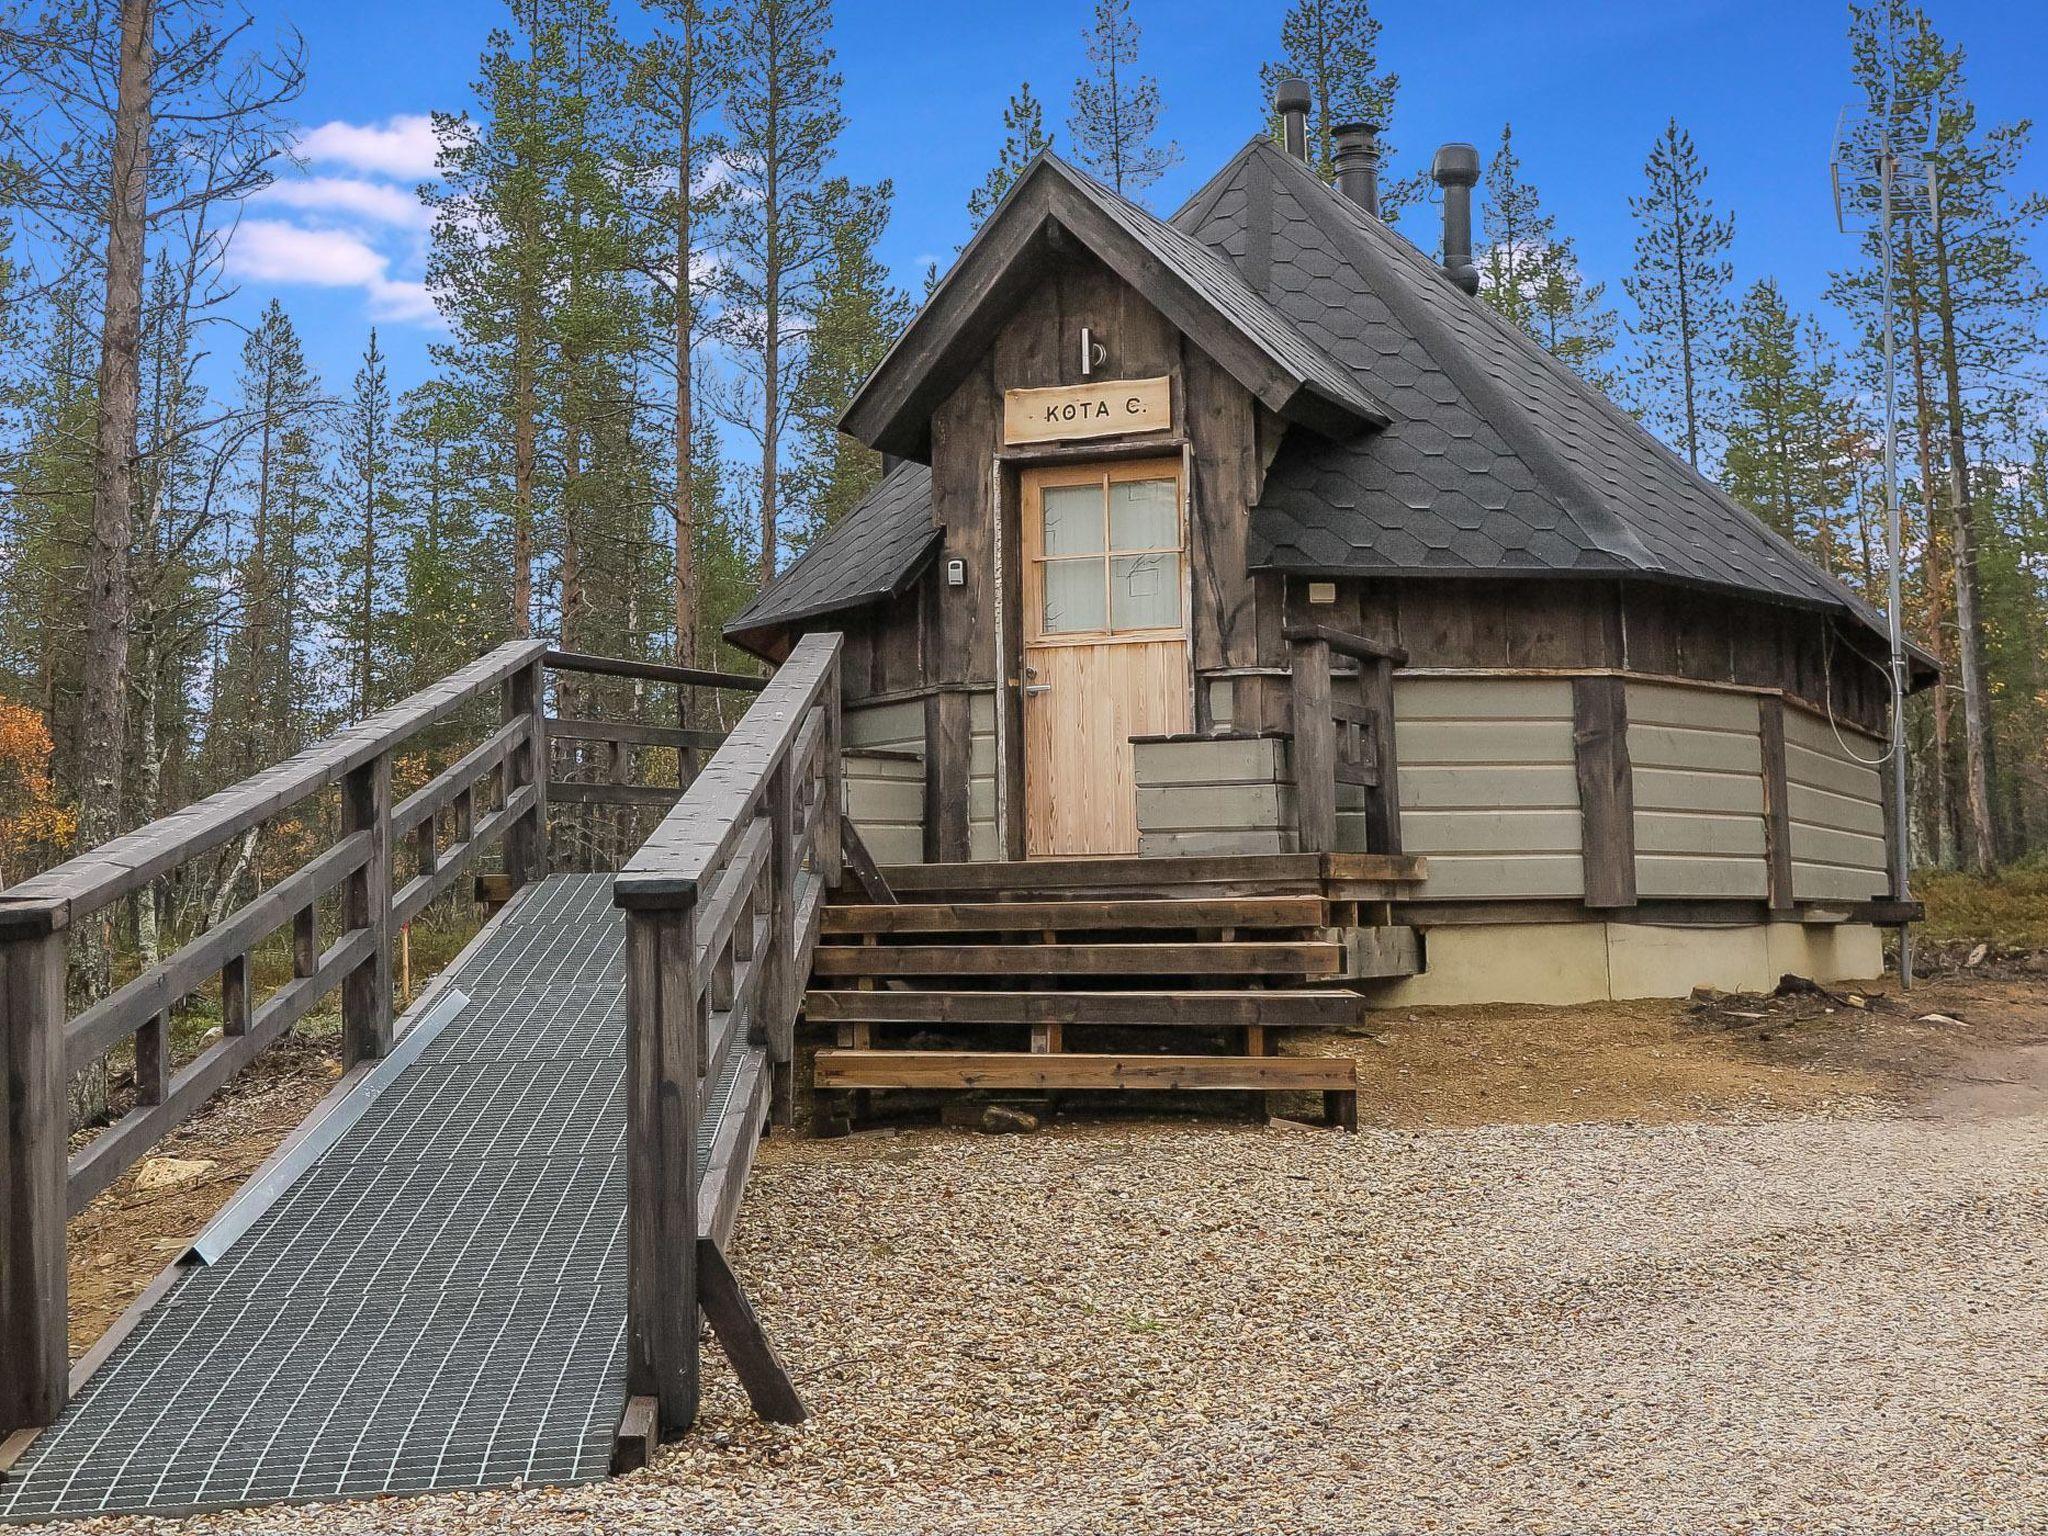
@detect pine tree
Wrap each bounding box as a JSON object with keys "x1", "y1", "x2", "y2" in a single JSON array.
[
  {"x1": 1528, "y1": 240, "x2": 1617, "y2": 388},
  {"x1": 1067, "y1": 0, "x2": 1178, "y2": 199},
  {"x1": 721, "y1": 0, "x2": 854, "y2": 580},
  {"x1": 332, "y1": 330, "x2": 399, "y2": 716},
  {"x1": 1258, "y1": 0, "x2": 1396, "y2": 182},
  {"x1": 1723, "y1": 279, "x2": 1856, "y2": 558},
  {"x1": 631, "y1": 0, "x2": 731, "y2": 671},
  {"x1": 1477, "y1": 125, "x2": 1553, "y2": 335},
  {"x1": 429, "y1": 0, "x2": 572, "y2": 641},
  {"x1": 1624, "y1": 117, "x2": 1735, "y2": 472},
  {"x1": 788, "y1": 193, "x2": 912, "y2": 541},
  {"x1": 968, "y1": 83, "x2": 1052, "y2": 226},
  {"x1": 1477, "y1": 124, "x2": 1615, "y2": 386}
]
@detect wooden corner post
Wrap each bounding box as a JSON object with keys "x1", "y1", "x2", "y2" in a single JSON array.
[
  {"x1": 1288, "y1": 632, "x2": 1337, "y2": 853},
  {"x1": 622, "y1": 886, "x2": 702, "y2": 1437},
  {"x1": 1, "y1": 926, "x2": 68, "y2": 1433},
  {"x1": 1572, "y1": 674, "x2": 1637, "y2": 909}
]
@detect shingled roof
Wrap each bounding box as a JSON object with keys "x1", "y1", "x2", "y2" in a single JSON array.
[
  {"x1": 725, "y1": 462, "x2": 937, "y2": 651},
  {"x1": 1175, "y1": 138, "x2": 1896, "y2": 639},
  {"x1": 731, "y1": 138, "x2": 1912, "y2": 663}
]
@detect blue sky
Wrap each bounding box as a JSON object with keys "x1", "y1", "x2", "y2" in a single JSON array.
[{"x1": 241, "y1": 0, "x2": 2046, "y2": 400}]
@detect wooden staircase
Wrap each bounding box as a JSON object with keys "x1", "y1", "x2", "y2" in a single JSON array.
[{"x1": 805, "y1": 855, "x2": 1426, "y2": 1132}]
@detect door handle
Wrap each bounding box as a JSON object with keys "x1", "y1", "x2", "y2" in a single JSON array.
[{"x1": 1023, "y1": 684, "x2": 1051, "y2": 695}]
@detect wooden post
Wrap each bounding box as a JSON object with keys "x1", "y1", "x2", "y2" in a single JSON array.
[
  {"x1": 341, "y1": 752, "x2": 393, "y2": 1066},
  {"x1": 819, "y1": 658, "x2": 844, "y2": 889},
  {"x1": 134, "y1": 1013, "x2": 168, "y2": 1105},
  {"x1": 1289, "y1": 635, "x2": 1337, "y2": 853},
  {"x1": 1, "y1": 930, "x2": 68, "y2": 1431},
  {"x1": 292, "y1": 905, "x2": 317, "y2": 980},
  {"x1": 222, "y1": 952, "x2": 251, "y2": 1036},
  {"x1": 1572, "y1": 675, "x2": 1637, "y2": 909},
  {"x1": 1362, "y1": 657, "x2": 1402, "y2": 855},
  {"x1": 623, "y1": 896, "x2": 701, "y2": 1436},
  {"x1": 1758, "y1": 695, "x2": 1797, "y2": 914},
  {"x1": 760, "y1": 758, "x2": 799, "y2": 1123},
  {"x1": 503, "y1": 659, "x2": 549, "y2": 890}
]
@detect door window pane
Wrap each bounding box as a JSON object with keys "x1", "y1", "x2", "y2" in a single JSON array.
[
  {"x1": 1042, "y1": 557, "x2": 1107, "y2": 633},
  {"x1": 1110, "y1": 552, "x2": 1181, "y2": 630},
  {"x1": 1040, "y1": 483, "x2": 1104, "y2": 556},
  {"x1": 1109, "y1": 477, "x2": 1177, "y2": 550}
]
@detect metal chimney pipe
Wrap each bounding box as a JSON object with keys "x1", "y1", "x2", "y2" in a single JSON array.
[
  {"x1": 1275, "y1": 77, "x2": 1311, "y2": 162},
  {"x1": 1430, "y1": 143, "x2": 1481, "y2": 295},
  {"x1": 1331, "y1": 122, "x2": 1381, "y2": 214}
]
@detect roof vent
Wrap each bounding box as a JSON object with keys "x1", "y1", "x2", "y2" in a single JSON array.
[
  {"x1": 1430, "y1": 143, "x2": 1481, "y2": 296},
  {"x1": 1275, "y1": 77, "x2": 1311, "y2": 162},
  {"x1": 1331, "y1": 122, "x2": 1380, "y2": 215}
]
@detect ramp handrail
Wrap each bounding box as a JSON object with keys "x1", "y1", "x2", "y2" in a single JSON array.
[
  {"x1": 613, "y1": 629, "x2": 842, "y2": 1434},
  {"x1": 0, "y1": 639, "x2": 552, "y2": 1434}
]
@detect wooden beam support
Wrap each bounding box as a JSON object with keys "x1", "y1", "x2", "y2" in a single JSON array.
[
  {"x1": 838, "y1": 819, "x2": 896, "y2": 904},
  {"x1": 805, "y1": 988, "x2": 1365, "y2": 1028},
  {"x1": 696, "y1": 1238, "x2": 806, "y2": 1425},
  {"x1": 612, "y1": 1395, "x2": 659, "y2": 1474},
  {"x1": 1571, "y1": 675, "x2": 1637, "y2": 909},
  {"x1": 822, "y1": 896, "x2": 1328, "y2": 934}
]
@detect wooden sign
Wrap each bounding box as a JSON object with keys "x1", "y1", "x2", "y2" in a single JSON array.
[{"x1": 1003, "y1": 376, "x2": 1172, "y2": 446}]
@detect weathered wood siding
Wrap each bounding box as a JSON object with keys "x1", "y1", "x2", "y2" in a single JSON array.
[
  {"x1": 1626, "y1": 681, "x2": 1769, "y2": 900},
  {"x1": 843, "y1": 749, "x2": 924, "y2": 866},
  {"x1": 1133, "y1": 735, "x2": 1296, "y2": 857},
  {"x1": 1393, "y1": 677, "x2": 1584, "y2": 898},
  {"x1": 967, "y1": 689, "x2": 1000, "y2": 862},
  {"x1": 1783, "y1": 703, "x2": 1889, "y2": 901}
]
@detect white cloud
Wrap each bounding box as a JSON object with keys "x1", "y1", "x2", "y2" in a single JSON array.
[
  {"x1": 298, "y1": 114, "x2": 439, "y2": 179},
  {"x1": 227, "y1": 220, "x2": 443, "y2": 328},
  {"x1": 256, "y1": 176, "x2": 431, "y2": 230},
  {"x1": 230, "y1": 220, "x2": 388, "y2": 286}
]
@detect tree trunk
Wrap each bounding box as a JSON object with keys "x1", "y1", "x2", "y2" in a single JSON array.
[
  {"x1": 674, "y1": 121, "x2": 698, "y2": 675},
  {"x1": 72, "y1": 0, "x2": 155, "y2": 1119},
  {"x1": 1927, "y1": 192, "x2": 1999, "y2": 873},
  {"x1": 1900, "y1": 233, "x2": 1953, "y2": 867}
]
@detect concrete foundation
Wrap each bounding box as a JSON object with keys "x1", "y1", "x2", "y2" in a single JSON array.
[{"x1": 1363, "y1": 919, "x2": 1886, "y2": 1007}]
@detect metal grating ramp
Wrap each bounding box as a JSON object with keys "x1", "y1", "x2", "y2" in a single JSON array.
[{"x1": 0, "y1": 874, "x2": 684, "y2": 1520}]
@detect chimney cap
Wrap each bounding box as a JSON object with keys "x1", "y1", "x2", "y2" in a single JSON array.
[
  {"x1": 1430, "y1": 142, "x2": 1481, "y2": 188},
  {"x1": 1331, "y1": 120, "x2": 1381, "y2": 140},
  {"x1": 1274, "y1": 76, "x2": 1312, "y2": 116}
]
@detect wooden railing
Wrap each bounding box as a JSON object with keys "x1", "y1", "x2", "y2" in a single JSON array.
[
  {"x1": 540, "y1": 649, "x2": 766, "y2": 870},
  {"x1": 1285, "y1": 625, "x2": 1405, "y2": 855},
  {"x1": 0, "y1": 640, "x2": 552, "y2": 1432},
  {"x1": 612, "y1": 630, "x2": 843, "y2": 1435}
]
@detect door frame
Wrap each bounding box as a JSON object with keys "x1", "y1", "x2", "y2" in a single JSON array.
[{"x1": 1010, "y1": 453, "x2": 1195, "y2": 857}]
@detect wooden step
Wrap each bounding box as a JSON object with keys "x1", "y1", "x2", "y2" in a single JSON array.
[
  {"x1": 878, "y1": 852, "x2": 1426, "y2": 901},
  {"x1": 822, "y1": 896, "x2": 1328, "y2": 935},
  {"x1": 810, "y1": 941, "x2": 1345, "y2": 978},
  {"x1": 814, "y1": 1049, "x2": 1359, "y2": 1093},
  {"x1": 805, "y1": 989, "x2": 1366, "y2": 1028}
]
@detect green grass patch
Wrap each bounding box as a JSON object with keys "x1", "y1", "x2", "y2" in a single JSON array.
[{"x1": 1915, "y1": 865, "x2": 2048, "y2": 948}]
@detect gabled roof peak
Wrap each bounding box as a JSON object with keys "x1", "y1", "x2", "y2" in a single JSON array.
[{"x1": 838, "y1": 150, "x2": 1387, "y2": 462}]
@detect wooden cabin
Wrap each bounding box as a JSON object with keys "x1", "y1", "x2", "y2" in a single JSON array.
[{"x1": 728, "y1": 103, "x2": 1932, "y2": 1008}]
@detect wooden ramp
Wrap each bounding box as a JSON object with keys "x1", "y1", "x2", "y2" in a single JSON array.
[{"x1": 0, "y1": 872, "x2": 770, "y2": 1522}]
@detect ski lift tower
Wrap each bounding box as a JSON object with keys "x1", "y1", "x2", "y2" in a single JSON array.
[{"x1": 1830, "y1": 91, "x2": 1936, "y2": 989}]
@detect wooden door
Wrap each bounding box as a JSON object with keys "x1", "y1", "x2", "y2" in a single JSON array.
[{"x1": 1020, "y1": 458, "x2": 1191, "y2": 856}]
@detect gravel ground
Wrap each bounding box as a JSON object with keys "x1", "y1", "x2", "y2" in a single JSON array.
[{"x1": 47, "y1": 1095, "x2": 2048, "y2": 1536}]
